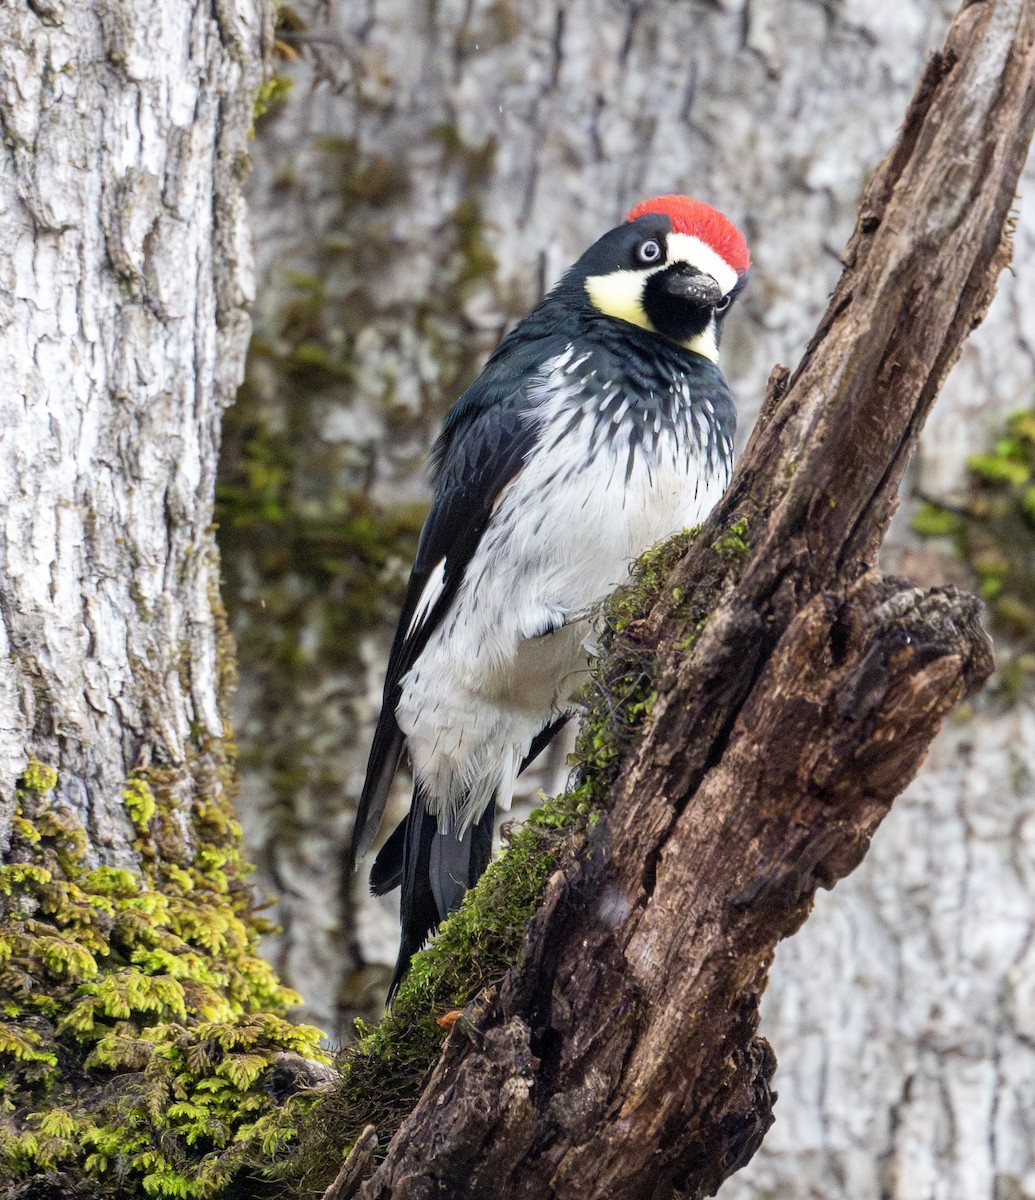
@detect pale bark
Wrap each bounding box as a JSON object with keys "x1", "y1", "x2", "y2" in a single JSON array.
[
  {"x1": 0, "y1": 0, "x2": 265, "y2": 847},
  {"x1": 0, "y1": 1, "x2": 284, "y2": 1195}
]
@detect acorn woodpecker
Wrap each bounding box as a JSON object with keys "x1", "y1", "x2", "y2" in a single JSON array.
[{"x1": 350, "y1": 195, "x2": 750, "y2": 996}]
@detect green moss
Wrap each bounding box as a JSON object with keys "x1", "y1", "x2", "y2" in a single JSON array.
[
  {"x1": 253, "y1": 74, "x2": 293, "y2": 125},
  {"x1": 429, "y1": 126, "x2": 498, "y2": 183},
  {"x1": 0, "y1": 760, "x2": 328, "y2": 1199},
  {"x1": 20, "y1": 758, "x2": 57, "y2": 796},
  {"x1": 968, "y1": 450, "x2": 1031, "y2": 487},
  {"x1": 915, "y1": 404, "x2": 1035, "y2": 689},
  {"x1": 609, "y1": 528, "x2": 699, "y2": 631},
  {"x1": 251, "y1": 3, "x2": 302, "y2": 133},
  {"x1": 452, "y1": 196, "x2": 498, "y2": 287},
  {"x1": 123, "y1": 778, "x2": 157, "y2": 833},
  {"x1": 216, "y1": 415, "x2": 427, "y2": 674},
  {"x1": 284, "y1": 341, "x2": 353, "y2": 382},
  {"x1": 290, "y1": 785, "x2": 590, "y2": 1191},
  {"x1": 912, "y1": 502, "x2": 962, "y2": 538},
  {"x1": 714, "y1": 516, "x2": 750, "y2": 559}
]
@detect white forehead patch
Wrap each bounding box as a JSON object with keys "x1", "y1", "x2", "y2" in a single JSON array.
[{"x1": 664, "y1": 232, "x2": 740, "y2": 297}]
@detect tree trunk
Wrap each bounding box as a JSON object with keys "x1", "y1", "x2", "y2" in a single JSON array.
[
  {"x1": 0, "y1": 0, "x2": 261, "y2": 874},
  {"x1": 288, "y1": 2, "x2": 1031, "y2": 1196},
  {"x1": 0, "y1": 4, "x2": 332, "y2": 1198}
]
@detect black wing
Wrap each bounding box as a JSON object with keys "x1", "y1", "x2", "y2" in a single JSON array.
[{"x1": 348, "y1": 340, "x2": 566, "y2": 866}]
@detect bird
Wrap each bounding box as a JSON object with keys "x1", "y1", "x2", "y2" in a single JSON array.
[{"x1": 349, "y1": 194, "x2": 750, "y2": 998}]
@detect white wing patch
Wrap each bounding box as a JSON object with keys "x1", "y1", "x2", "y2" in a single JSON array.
[{"x1": 407, "y1": 557, "x2": 446, "y2": 638}]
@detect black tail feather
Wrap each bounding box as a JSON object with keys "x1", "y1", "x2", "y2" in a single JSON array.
[
  {"x1": 387, "y1": 794, "x2": 439, "y2": 1002},
  {"x1": 386, "y1": 791, "x2": 497, "y2": 1003},
  {"x1": 350, "y1": 718, "x2": 405, "y2": 869},
  {"x1": 369, "y1": 817, "x2": 406, "y2": 896}
]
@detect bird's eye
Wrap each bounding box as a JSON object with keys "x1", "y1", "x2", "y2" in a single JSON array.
[
  {"x1": 715, "y1": 294, "x2": 732, "y2": 313},
  {"x1": 637, "y1": 239, "x2": 662, "y2": 264}
]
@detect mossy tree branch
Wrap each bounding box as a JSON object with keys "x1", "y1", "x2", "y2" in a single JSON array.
[{"x1": 327, "y1": 2, "x2": 1035, "y2": 1197}]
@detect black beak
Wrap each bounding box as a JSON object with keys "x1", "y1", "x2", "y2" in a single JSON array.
[{"x1": 660, "y1": 269, "x2": 723, "y2": 308}]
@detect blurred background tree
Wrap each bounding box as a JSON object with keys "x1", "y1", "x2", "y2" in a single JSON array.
[{"x1": 225, "y1": 2, "x2": 1035, "y2": 1195}]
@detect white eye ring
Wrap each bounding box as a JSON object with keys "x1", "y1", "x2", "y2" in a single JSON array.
[{"x1": 637, "y1": 239, "x2": 662, "y2": 264}]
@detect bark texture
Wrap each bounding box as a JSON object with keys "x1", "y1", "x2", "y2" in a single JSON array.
[
  {"x1": 0, "y1": 3, "x2": 327, "y2": 1196},
  {"x1": 0, "y1": 0, "x2": 263, "y2": 853},
  {"x1": 346, "y1": 1, "x2": 1034, "y2": 1195}
]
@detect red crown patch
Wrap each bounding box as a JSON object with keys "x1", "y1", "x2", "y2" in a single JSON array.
[{"x1": 626, "y1": 195, "x2": 750, "y2": 275}]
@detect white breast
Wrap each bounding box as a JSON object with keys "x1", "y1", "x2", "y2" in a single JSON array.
[{"x1": 397, "y1": 346, "x2": 731, "y2": 835}]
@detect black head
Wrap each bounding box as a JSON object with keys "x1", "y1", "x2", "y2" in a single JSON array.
[{"x1": 564, "y1": 196, "x2": 750, "y2": 360}]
